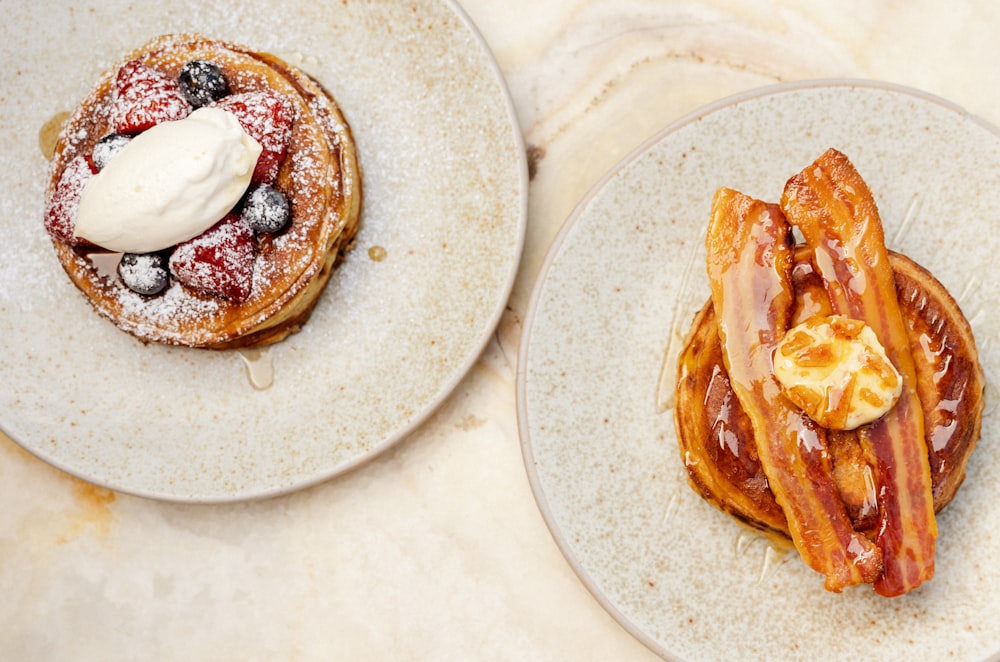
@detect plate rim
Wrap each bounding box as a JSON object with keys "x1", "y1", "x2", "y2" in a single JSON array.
[
  {"x1": 1, "y1": 0, "x2": 528, "y2": 504},
  {"x1": 515, "y1": 77, "x2": 1000, "y2": 659},
  {"x1": 266, "y1": 0, "x2": 529, "y2": 501}
]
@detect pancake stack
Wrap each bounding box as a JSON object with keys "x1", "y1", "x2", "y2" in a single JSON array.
[
  {"x1": 674, "y1": 149, "x2": 983, "y2": 595},
  {"x1": 44, "y1": 34, "x2": 362, "y2": 349}
]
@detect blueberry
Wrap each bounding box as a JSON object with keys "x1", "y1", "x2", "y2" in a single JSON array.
[
  {"x1": 242, "y1": 185, "x2": 290, "y2": 234},
  {"x1": 178, "y1": 60, "x2": 229, "y2": 107},
  {"x1": 118, "y1": 252, "x2": 169, "y2": 295},
  {"x1": 92, "y1": 133, "x2": 132, "y2": 170}
]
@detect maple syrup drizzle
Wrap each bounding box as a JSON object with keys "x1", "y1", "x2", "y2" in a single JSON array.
[
  {"x1": 735, "y1": 531, "x2": 793, "y2": 586},
  {"x1": 655, "y1": 232, "x2": 704, "y2": 413},
  {"x1": 891, "y1": 191, "x2": 922, "y2": 247},
  {"x1": 88, "y1": 251, "x2": 124, "y2": 280},
  {"x1": 237, "y1": 348, "x2": 275, "y2": 390}
]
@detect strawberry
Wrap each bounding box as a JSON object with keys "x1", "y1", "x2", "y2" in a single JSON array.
[
  {"x1": 44, "y1": 155, "x2": 97, "y2": 246},
  {"x1": 215, "y1": 91, "x2": 294, "y2": 184},
  {"x1": 110, "y1": 59, "x2": 192, "y2": 134},
  {"x1": 168, "y1": 214, "x2": 257, "y2": 301}
]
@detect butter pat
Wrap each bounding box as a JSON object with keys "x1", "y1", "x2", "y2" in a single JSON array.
[
  {"x1": 75, "y1": 107, "x2": 262, "y2": 253},
  {"x1": 773, "y1": 315, "x2": 902, "y2": 430}
]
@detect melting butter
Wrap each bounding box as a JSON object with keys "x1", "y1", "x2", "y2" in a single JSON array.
[{"x1": 773, "y1": 315, "x2": 902, "y2": 430}]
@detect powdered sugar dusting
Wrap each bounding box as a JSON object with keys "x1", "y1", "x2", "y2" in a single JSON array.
[
  {"x1": 118, "y1": 252, "x2": 169, "y2": 295},
  {"x1": 219, "y1": 91, "x2": 292, "y2": 154},
  {"x1": 72, "y1": 248, "x2": 222, "y2": 342},
  {"x1": 111, "y1": 59, "x2": 193, "y2": 133},
  {"x1": 169, "y1": 214, "x2": 255, "y2": 301},
  {"x1": 91, "y1": 133, "x2": 132, "y2": 170},
  {"x1": 215, "y1": 90, "x2": 294, "y2": 184},
  {"x1": 116, "y1": 282, "x2": 223, "y2": 344}
]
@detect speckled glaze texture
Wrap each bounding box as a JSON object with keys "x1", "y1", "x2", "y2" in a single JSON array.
[
  {"x1": 518, "y1": 81, "x2": 1000, "y2": 661},
  {"x1": 0, "y1": 0, "x2": 526, "y2": 501}
]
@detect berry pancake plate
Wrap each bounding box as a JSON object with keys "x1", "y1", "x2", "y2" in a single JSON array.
[
  {"x1": 517, "y1": 81, "x2": 1000, "y2": 661},
  {"x1": 0, "y1": 0, "x2": 526, "y2": 501}
]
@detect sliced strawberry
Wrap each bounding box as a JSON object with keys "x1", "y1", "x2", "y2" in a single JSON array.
[
  {"x1": 168, "y1": 213, "x2": 257, "y2": 302},
  {"x1": 215, "y1": 91, "x2": 294, "y2": 184},
  {"x1": 44, "y1": 155, "x2": 97, "y2": 246},
  {"x1": 111, "y1": 59, "x2": 192, "y2": 134}
]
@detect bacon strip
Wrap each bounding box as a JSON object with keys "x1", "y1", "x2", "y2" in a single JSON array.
[
  {"x1": 780, "y1": 148, "x2": 936, "y2": 596},
  {"x1": 707, "y1": 187, "x2": 882, "y2": 591}
]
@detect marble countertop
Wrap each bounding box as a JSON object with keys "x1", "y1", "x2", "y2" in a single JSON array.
[{"x1": 4, "y1": 1, "x2": 1000, "y2": 660}]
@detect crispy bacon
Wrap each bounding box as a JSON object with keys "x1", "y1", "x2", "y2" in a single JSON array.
[
  {"x1": 780, "y1": 148, "x2": 937, "y2": 596},
  {"x1": 706, "y1": 187, "x2": 882, "y2": 591}
]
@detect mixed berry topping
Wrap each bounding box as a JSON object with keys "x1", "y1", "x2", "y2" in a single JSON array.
[
  {"x1": 92, "y1": 133, "x2": 132, "y2": 171},
  {"x1": 118, "y1": 252, "x2": 170, "y2": 296},
  {"x1": 169, "y1": 213, "x2": 257, "y2": 301},
  {"x1": 242, "y1": 184, "x2": 290, "y2": 234},
  {"x1": 45, "y1": 155, "x2": 97, "y2": 246},
  {"x1": 111, "y1": 59, "x2": 192, "y2": 134},
  {"x1": 48, "y1": 57, "x2": 298, "y2": 302},
  {"x1": 215, "y1": 91, "x2": 294, "y2": 185},
  {"x1": 178, "y1": 60, "x2": 230, "y2": 107}
]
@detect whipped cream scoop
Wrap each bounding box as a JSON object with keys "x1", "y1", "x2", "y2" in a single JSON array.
[{"x1": 75, "y1": 107, "x2": 262, "y2": 253}]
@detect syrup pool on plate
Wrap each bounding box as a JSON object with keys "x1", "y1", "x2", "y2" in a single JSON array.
[{"x1": 39, "y1": 111, "x2": 70, "y2": 159}]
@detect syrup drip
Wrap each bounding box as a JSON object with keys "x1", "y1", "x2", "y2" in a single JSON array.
[
  {"x1": 860, "y1": 464, "x2": 878, "y2": 521},
  {"x1": 238, "y1": 348, "x2": 274, "y2": 390},
  {"x1": 735, "y1": 531, "x2": 793, "y2": 585},
  {"x1": 655, "y1": 233, "x2": 705, "y2": 412},
  {"x1": 660, "y1": 488, "x2": 681, "y2": 526},
  {"x1": 89, "y1": 252, "x2": 125, "y2": 280},
  {"x1": 368, "y1": 245, "x2": 387, "y2": 262},
  {"x1": 39, "y1": 111, "x2": 70, "y2": 159},
  {"x1": 891, "y1": 192, "x2": 922, "y2": 247}
]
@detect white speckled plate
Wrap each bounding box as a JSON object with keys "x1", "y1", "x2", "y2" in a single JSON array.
[
  {"x1": 518, "y1": 81, "x2": 1000, "y2": 662},
  {"x1": 0, "y1": 0, "x2": 526, "y2": 502}
]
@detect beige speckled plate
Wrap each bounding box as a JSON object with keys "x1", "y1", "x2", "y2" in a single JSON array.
[
  {"x1": 518, "y1": 81, "x2": 1000, "y2": 662},
  {"x1": 0, "y1": 0, "x2": 526, "y2": 502}
]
